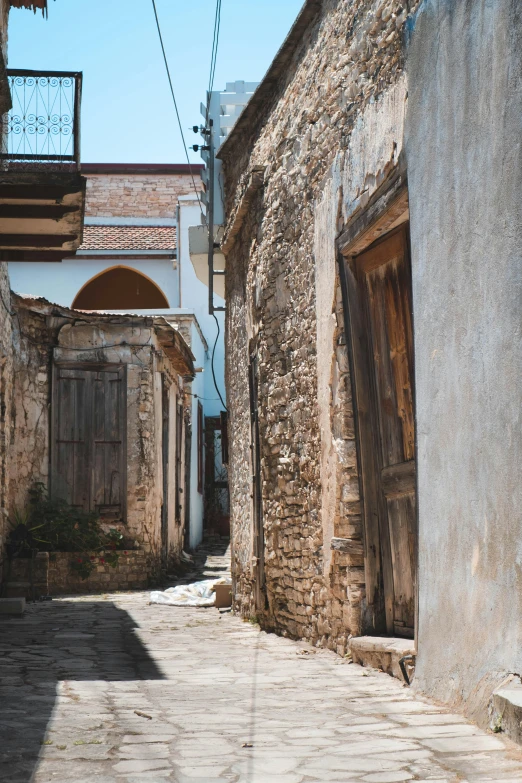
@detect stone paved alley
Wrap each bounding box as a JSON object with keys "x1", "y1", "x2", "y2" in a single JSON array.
[{"x1": 2, "y1": 543, "x2": 522, "y2": 783}]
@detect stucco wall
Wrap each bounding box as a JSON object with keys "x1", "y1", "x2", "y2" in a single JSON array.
[
  {"x1": 221, "y1": 0, "x2": 417, "y2": 652},
  {"x1": 406, "y1": 0, "x2": 522, "y2": 724},
  {"x1": 8, "y1": 258, "x2": 180, "y2": 311}
]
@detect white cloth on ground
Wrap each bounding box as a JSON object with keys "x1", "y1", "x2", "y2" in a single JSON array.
[{"x1": 150, "y1": 577, "x2": 230, "y2": 607}]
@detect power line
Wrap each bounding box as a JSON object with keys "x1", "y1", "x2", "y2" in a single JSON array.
[
  {"x1": 211, "y1": 312, "x2": 227, "y2": 412},
  {"x1": 151, "y1": 0, "x2": 204, "y2": 219},
  {"x1": 205, "y1": 0, "x2": 222, "y2": 122}
]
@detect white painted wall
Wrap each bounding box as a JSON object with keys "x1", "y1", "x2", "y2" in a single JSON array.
[{"x1": 8, "y1": 256, "x2": 180, "y2": 309}]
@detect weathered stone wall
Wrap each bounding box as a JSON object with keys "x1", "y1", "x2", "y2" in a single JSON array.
[
  {"x1": 0, "y1": 263, "x2": 13, "y2": 575},
  {"x1": 48, "y1": 550, "x2": 150, "y2": 595},
  {"x1": 53, "y1": 318, "x2": 184, "y2": 561},
  {"x1": 221, "y1": 0, "x2": 418, "y2": 654},
  {"x1": 8, "y1": 301, "x2": 52, "y2": 513},
  {"x1": 85, "y1": 173, "x2": 198, "y2": 218},
  {"x1": 3, "y1": 550, "x2": 151, "y2": 598},
  {"x1": 0, "y1": 1, "x2": 12, "y2": 576},
  {"x1": 5, "y1": 301, "x2": 187, "y2": 568}
]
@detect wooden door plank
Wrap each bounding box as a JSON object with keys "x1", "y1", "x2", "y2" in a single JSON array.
[
  {"x1": 366, "y1": 267, "x2": 404, "y2": 468},
  {"x1": 386, "y1": 492, "x2": 416, "y2": 635},
  {"x1": 383, "y1": 251, "x2": 415, "y2": 461},
  {"x1": 339, "y1": 255, "x2": 388, "y2": 633},
  {"x1": 381, "y1": 460, "x2": 415, "y2": 498}
]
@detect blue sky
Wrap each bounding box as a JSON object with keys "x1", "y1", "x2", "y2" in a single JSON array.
[{"x1": 9, "y1": 0, "x2": 303, "y2": 163}]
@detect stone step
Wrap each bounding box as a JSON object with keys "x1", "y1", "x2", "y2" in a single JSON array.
[
  {"x1": 0, "y1": 597, "x2": 26, "y2": 615},
  {"x1": 491, "y1": 680, "x2": 522, "y2": 744},
  {"x1": 349, "y1": 635, "x2": 416, "y2": 683}
]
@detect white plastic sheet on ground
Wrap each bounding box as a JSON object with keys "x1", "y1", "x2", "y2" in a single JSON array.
[{"x1": 150, "y1": 578, "x2": 230, "y2": 607}]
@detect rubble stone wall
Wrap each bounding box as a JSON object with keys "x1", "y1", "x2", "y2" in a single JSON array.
[
  {"x1": 3, "y1": 550, "x2": 151, "y2": 598},
  {"x1": 5, "y1": 304, "x2": 186, "y2": 567},
  {"x1": 8, "y1": 303, "x2": 53, "y2": 514},
  {"x1": 221, "y1": 0, "x2": 418, "y2": 654},
  {"x1": 85, "y1": 173, "x2": 198, "y2": 218},
  {"x1": 48, "y1": 550, "x2": 150, "y2": 595},
  {"x1": 0, "y1": 264, "x2": 13, "y2": 574}
]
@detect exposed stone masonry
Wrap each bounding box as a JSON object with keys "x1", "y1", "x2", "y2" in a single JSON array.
[
  {"x1": 221, "y1": 0, "x2": 419, "y2": 654},
  {"x1": 86, "y1": 173, "x2": 198, "y2": 218}
]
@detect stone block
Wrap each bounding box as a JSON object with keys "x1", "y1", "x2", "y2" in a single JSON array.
[
  {"x1": 350, "y1": 636, "x2": 416, "y2": 683},
  {"x1": 0, "y1": 597, "x2": 26, "y2": 615}
]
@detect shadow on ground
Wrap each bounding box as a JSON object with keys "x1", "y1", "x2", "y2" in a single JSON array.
[{"x1": 0, "y1": 600, "x2": 164, "y2": 783}]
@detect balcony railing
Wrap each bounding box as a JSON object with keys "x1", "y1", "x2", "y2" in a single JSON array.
[{"x1": 2, "y1": 69, "x2": 82, "y2": 172}]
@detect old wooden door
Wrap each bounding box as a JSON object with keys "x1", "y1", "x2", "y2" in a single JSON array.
[
  {"x1": 344, "y1": 226, "x2": 417, "y2": 637},
  {"x1": 52, "y1": 364, "x2": 126, "y2": 520}
]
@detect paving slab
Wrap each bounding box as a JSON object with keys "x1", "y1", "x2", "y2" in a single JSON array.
[{"x1": 1, "y1": 539, "x2": 522, "y2": 783}]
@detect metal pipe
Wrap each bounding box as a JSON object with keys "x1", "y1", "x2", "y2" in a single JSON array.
[{"x1": 399, "y1": 654, "x2": 415, "y2": 686}]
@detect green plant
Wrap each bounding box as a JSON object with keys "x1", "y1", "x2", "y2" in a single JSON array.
[{"x1": 7, "y1": 483, "x2": 126, "y2": 580}]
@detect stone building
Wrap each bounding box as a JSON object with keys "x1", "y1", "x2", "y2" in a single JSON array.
[
  {"x1": 218, "y1": 0, "x2": 522, "y2": 733},
  {"x1": 7, "y1": 293, "x2": 194, "y2": 571}
]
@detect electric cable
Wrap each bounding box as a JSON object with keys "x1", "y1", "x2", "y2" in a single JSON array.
[
  {"x1": 211, "y1": 312, "x2": 227, "y2": 412},
  {"x1": 205, "y1": 0, "x2": 222, "y2": 122},
  {"x1": 151, "y1": 0, "x2": 205, "y2": 220}
]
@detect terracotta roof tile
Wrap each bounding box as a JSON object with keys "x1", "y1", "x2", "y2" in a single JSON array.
[{"x1": 79, "y1": 225, "x2": 177, "y2": 251}]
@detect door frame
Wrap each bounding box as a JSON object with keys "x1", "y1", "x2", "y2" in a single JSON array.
[{"x1": 336, "y1": 183, "x2": 418, "y2": 641}]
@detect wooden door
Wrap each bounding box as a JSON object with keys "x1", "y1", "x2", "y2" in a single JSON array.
[
  {"x1": 52, "y1": 364, "x2": 126, "y2": 520},
  {"x1": 343, "y1": 226, "x2": 417, "y2": 637}
]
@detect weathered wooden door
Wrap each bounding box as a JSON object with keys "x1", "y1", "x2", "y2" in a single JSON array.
[
  {"x1": 249, "y1": 353, "x2": 265, "y2": 609},
  {"x1": 343, "y1": 226, "x2": 417, "y2": 637},
  {"x1": 52, "y1": 364, "x2": 126, "y2": 520}
]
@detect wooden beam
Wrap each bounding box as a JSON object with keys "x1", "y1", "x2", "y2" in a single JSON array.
[
  {"x1": 0, "y1": 233, "x2": 77, "y2": 248},
  {"x1": 1, "y1": 250, "x2": 72, "y2": 262},
  {"x1": 0, "y1": 204, "x2": 79, "y2": 219},
  {"x1": 338, "y1": 178, "x2": 409, "y2": 257}
]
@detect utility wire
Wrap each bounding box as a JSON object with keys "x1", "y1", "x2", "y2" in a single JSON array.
[
  {"x1": 205, "y1": 0, "x2": 222, "y2": 122},
  {"x1": 151, "y1": 0, "x2": 205, "y2": 220},
  {"x1": 212, "y1": 312, "x2": 227, "y2": 412}
]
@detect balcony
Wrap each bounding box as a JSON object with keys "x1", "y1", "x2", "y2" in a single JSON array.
[{"x1": 0, "y1": 69, "x2": 86, "y2": 262}]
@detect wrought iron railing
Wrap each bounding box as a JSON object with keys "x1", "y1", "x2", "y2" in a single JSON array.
[{"x1": 2, "y1": 69, "x2": 82, "y2": 171}]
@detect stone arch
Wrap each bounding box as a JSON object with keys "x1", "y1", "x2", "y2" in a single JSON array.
[{"x1": 72, "y1": 266, "x2": 169, "y2": 310}]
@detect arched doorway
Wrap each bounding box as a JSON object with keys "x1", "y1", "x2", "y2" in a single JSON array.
[{"x1": 72, "y1": 267, "x2": 169, "y2": 310}]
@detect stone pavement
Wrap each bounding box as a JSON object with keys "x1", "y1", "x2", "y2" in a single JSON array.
[{"x1": 1, "y1": 541, "x2": 522, "y2": 783}]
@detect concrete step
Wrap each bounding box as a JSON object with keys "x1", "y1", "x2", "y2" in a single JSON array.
[{"x1": 349, "y1": 635, "x2": 416, "y2": 683}]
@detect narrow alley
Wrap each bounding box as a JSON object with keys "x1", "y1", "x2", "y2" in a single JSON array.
[{"x1": 2, "y1": 543, "x2": 522, "y2": 783}]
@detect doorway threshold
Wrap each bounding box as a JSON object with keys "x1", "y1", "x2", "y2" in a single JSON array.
[{"x1": 349, "y1": 636, "x2": 416, "y2": 684}]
